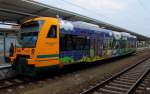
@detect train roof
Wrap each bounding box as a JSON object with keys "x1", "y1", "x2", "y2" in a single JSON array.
[
  {"x1": 112, "y1": 31, "x2": 122, "y2": 39},
  {"x1": 130, "y1": 35, "x2": 137, "y2": 39},
  {"x1": 60, "y1": 20, "x2": 113, "y2": 35},
  {"x1": 59, "y1": 20, "x2": 137, "y2": 40},
  {"x1": 121, "y1": 32, "x2": 131, "y2": 37},
  {"x1": 72, "y1": 21, "x2": 101, "y2": 31},
  {"x1": 121, "y1": 32, "x2": 137, "y2": 39}
]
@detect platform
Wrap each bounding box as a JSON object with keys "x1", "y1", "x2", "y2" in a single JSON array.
[
  {"x1": 0, "y1": 63, "x2": 11, "y2": 69},
  {"x1": 0, "y1": 63, "x2": 14, "y2": 80},
  {"x1": 0, "y1": 55, "x2": 11, "y2": 69}
]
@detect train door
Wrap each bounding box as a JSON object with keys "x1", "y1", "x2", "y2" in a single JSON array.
[
  {"x1": 97, "y1": 38, "x2": 101, "y2": 56},
  {"x1": 90, "y1": 35, "x2": 99, "y2": 58},
  {"x1": 93, "y1": 38, "x2": 96, "y2": 57},
  {"x1": 36, "y1": 18, "x2": 60, "y2": 66},
  {"x1": 90, "y1": 38, "x2": 94, "y2": 58},
  {"x1": 94, "y1": 37, "x2": 99, "y2": 56}
]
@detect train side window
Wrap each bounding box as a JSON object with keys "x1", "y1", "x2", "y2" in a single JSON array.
[{"x1": 47, "y1": 25, "x2": 57, "y2": 38}]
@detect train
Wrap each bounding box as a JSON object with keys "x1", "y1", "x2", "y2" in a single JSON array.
[{"x1": 9, "y1": 17, "x2": 137, "y2": 76}]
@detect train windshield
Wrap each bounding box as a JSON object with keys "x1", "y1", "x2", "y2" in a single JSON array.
[{"x1": 17, "y1": 21, "x2": 44, "y2": 48}]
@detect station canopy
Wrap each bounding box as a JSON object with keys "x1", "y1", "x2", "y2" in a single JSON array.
[{"x1": 0, "y1": 0, "x2": 149, "y2": 41}]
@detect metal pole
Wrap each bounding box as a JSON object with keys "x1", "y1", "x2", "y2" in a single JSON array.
[{"x1": 3, "y1": 33, "x2": 6, "y2": 62}]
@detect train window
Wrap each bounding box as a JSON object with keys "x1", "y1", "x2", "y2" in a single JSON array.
[
  {"x1": 60, "y1": 34, "x2": 90, "y2": 51},
  {"x1": 47, "y1": 25, "x2": 57, "y2": 38},
  {"x1": 60, "y1": 34, "x2": 73, "y2": 51},
  {"x1": 66, "y1": 35, "x2": 73, "y2": 50}
]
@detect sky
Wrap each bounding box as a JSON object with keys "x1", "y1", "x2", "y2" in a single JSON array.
[{"x1": 35, "y1": 0, "x2": 150, "y2": 37}]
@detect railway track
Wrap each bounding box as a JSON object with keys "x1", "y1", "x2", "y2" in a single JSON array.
[
  {"x1": 0, "y1": 49, "x2": 149, "y2": 92},
  {"x1": 81, "y1": 57, "x2": 150, "y2": 94},
  {"x1": 0, "y1": 77, "x2": 33, "y2": 90},
  {"x1": 0, "y1": 57, "x2": 149, "y2": 93}
]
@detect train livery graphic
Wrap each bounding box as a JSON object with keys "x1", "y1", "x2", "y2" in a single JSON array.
[{"x1": 9, "y1": 17, "x2": 137, "y2": 76}]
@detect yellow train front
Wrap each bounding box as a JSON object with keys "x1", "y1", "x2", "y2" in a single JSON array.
[
  {"x1": 9, "y1": 17, "x2": 60, "y2": 76},
  {"x1": 9, "y1": 17, "x2": 137, "y2": 76}
]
